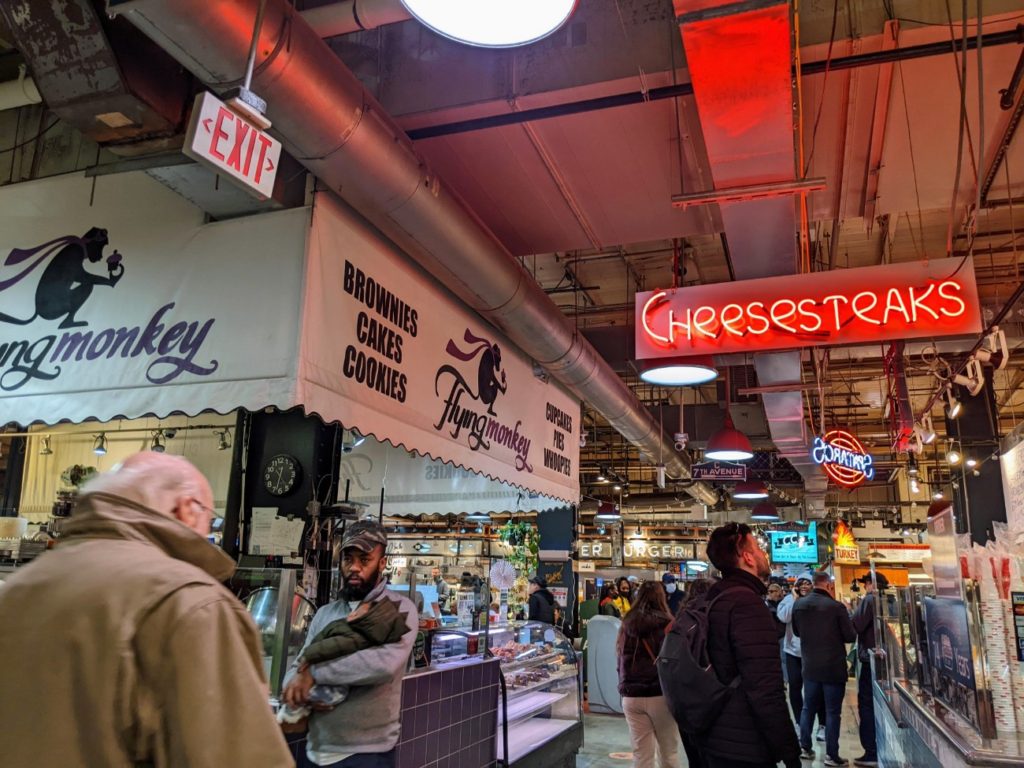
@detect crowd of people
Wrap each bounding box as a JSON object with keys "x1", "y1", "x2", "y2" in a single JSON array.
[
  {"x1": 0, "y1": 453, "x2": 886, "y2": 768},
  {"x1": 612, "y1": 522, "x2": 882, "y2": 768}
]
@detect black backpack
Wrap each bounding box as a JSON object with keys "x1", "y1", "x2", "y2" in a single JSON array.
[{"x1": 656, "y1": 587, "x2": 744, "y2": 733}]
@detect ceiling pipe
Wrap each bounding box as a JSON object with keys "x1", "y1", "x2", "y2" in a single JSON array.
[
  {"x1": 109, "y1": 0, "x2": 717, "y2": 506},
  {"x1": 301, "y1": 0, "x2": 410, "y2": 38}
]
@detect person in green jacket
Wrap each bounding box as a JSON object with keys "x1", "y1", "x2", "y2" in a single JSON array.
[{"x1": 278, "y1": 596, "x2": 410, "y2": 723}]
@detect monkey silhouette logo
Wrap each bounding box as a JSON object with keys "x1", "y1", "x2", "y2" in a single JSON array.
[
  {"x1": 435, "y1": 328, "x2": 508, "y2": 415},
  {"x1": 0, "y1": 227, "x2": 124, "y2": 329}
]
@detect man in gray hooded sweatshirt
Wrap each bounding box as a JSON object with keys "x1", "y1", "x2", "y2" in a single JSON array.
[{"x1": 283, "y1": 519, "x2": 417, "y2": 767}]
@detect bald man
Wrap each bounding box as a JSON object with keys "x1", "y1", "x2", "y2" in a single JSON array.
[{"x1": 0, "y1": 452, "x2": 293, "y2": 768}]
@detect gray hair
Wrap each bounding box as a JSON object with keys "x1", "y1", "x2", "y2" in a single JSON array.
[
  {"x1": 80, "y1": 451, "x2": 209, "y2": 516},
  {"x1": 812, "y1": 571, "x2": 832, "y2": 588}
]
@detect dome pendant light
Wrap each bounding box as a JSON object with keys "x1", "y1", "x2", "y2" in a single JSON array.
[
  {"x1": 705, "y1": 412, "x2": 754, "y2": 461},
  {"x1": 733, "y1": 480, "x2": 769, "y2": 500},
  {"x1": 704, "y1": 367, "x2": 753, "y2": 461},
  {"x1": 638, "y1": 355, "x2": 718, "y2": 387},
  {"x1": 750, "y1": 501, "x2": 780, "y2": 521},
  {"x1": 93, "y1": 433, "x2": 108, "y2": 456}
]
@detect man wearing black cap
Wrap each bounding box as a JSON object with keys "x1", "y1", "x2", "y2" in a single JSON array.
[
  {"x1": 527, "y1": 575, "x2": 556, "y2": 624},
  {"x1": 283, "y1": 519, "x2": 417, "y2": 767},
  {"x1": 850, "y1": 572, "x2": 888, "y2": 767}
]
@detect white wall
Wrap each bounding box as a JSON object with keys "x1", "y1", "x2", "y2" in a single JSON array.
[{"x1": 19, "y1": 412, "x2": 236, "y2": 522}]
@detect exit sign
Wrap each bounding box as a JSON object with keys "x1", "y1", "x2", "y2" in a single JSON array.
[{"x1": 183, "y1": 92, "x2": 282, "y2": 200}]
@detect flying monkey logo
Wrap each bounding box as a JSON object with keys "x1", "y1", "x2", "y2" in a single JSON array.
[
  {"x1": 433, "y1": 328, "x2": 533, "y2": 472},
  {"x1": 0, "y1": 228, "x2": 219, "y2": 392}
]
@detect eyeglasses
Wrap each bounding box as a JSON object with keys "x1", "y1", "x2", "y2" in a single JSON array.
[{"x1": 191, "y1": 498, "x2": 216, "y2": 517}]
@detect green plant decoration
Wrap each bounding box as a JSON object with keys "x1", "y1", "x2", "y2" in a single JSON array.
[{"x1": 496, "y1": 520, "x2": 539, "y2": 579}]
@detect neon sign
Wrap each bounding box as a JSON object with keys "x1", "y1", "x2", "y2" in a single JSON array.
[
  {"x1": 635, "y1": 257, "x2": 981, "y2": 358},
  {"x1": 812, "y1": 430, "x2": 875, "y2": 488}
]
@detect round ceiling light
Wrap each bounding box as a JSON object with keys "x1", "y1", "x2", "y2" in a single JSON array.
[
  {"x1": 750, "y1": 501, "x2": 780, "y2": 521},
  {"x1": 400, "y1": 0, "x2": 578, "y2": 48},
  {"x1": 705, "y1": 414, "x2": 753, "y2": 461},
  {"x1": 637, "y1": 356, "x2": 718, "y2": 386},
  {"x1": 732, "y1": 480, "x2": 769, "y2": 500}
]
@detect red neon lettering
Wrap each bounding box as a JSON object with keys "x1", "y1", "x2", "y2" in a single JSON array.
[
  {"x1": 822, "y1": 295, "x2": 848, "y2": 330},
  {"x1": 253, "y1": 134, "x2": 273, "y2": 183},
  {"x1": 642, "y1": 292, "x2": 671, "y2": 343},
  {"x1": 720, "y1": 303, "x2": 745, "y2": 336},
  {"x1": 770, "y1": 298, "x2": 797, "y2": 333},
  {"x1": 797, "y1": 298, "x2": 822, "y2": 333},
  {"x1": 938, "y1": 281, "x2": 966, "y2": 317},
  {"x1": 692, "y1": 305, "x2": 718, "y2": 338},
  {"x1": 882, "y1": 287, "x2": 911, "y2": 324},
  {"x1": 227, "y1": 121, "x2": 251, "y2": 172},
  {"x1": 209, "y1": 107, "x2": 233, "y2": 162},
  {"x1": 909, "y1": 284, "x2": 938, "y2": 322},
  {"x1": 747, "y1": 301, "x2": 770, "y2": 335},
  {"x1": 851, "y1": 291, "x2": 882, "y2": 326}
]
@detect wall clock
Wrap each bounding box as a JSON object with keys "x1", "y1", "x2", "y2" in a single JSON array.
[{"x1": 262, "y1": 453, "x2": 302, "y2": 496}]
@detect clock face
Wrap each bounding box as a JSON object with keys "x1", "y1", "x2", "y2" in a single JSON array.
[{"x1": 263, "y1": 454, "x2": 301, "y2": 496}]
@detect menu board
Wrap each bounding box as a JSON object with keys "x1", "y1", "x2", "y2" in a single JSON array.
[
  {"x1": 768, "y1": 523, "x2": 819, "y2": 564},
  {"x1": 923, "y1": 596, "x2": 980, "y2": 731},
  {"x1": 927, "y1": 507, "x2": 962, "y2": 599}
]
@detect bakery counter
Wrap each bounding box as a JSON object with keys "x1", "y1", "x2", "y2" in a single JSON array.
[{"x1": 876, "y1": 679, "x2": 1024, "y2": 767}]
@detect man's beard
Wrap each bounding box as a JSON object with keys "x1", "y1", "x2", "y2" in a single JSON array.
[{"x1": 341, "y1": 570, "x2": 380, "y2": 601}]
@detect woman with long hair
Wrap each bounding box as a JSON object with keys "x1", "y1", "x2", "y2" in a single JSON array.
[{"x1": 616, "y1": 581, "x2": 681, "y2": 768}]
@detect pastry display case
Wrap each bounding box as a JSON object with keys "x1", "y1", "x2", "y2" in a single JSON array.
[{"x1": 428, "y1": 621, "x2": 583, "y2": 767}]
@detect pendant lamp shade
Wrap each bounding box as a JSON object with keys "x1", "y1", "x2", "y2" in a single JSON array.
[
  {"x1": 733, "y1": 480, "x2": 769, "y2": 499},
  {"x1": 750, "y1": 501, "x2": 780, "y2": 521},
  {"x1": 705, "y1": 413, "x2": 753, "y2": 461},
  {"x1": 637, "y1": 355, "x2": 718, "y2": 386}
]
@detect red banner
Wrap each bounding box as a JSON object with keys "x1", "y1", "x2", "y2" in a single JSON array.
[{"x1": 635, "y1": 257, "x2": 981, "y2": 358}]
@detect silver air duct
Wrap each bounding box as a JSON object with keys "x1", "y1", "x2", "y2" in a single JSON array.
[{"x1": 109, "y1": 0, "x2": 716, "y2": 505}]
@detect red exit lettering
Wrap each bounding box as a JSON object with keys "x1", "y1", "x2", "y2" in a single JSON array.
[{"x1": 204, "y1": 106, "x2": 275, "y2": 183}]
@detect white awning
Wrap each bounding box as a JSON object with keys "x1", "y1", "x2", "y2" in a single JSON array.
[{"x1": 0, "y1": 173, "x2": 580, "y2": 504}]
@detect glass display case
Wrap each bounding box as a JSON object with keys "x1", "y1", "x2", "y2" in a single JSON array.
[{"x1": 428, "y1": 621, "x2": 583, "y2": 767}]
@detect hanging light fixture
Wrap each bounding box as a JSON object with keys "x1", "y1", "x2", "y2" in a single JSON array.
[
  {"x1": 750, "y1": 501, "x2": 780, "y2": 521},
  {"x1": 39, "y1": 435, "x2": 53, "y2": 456},
  {"x1": 946, "y1": 441, "x2": 962, "y2": 465},
  {"x1": 594, "y1": 501, "x2": 622, "y2": 523},
  {"x1": 932, "y1": 489, "x2": 944, "y2": 500},
  {"x1": 151, "y1": 430, "x2": 165, "y2": 453},
  {"x1": 732, "y1": 480, "x2": 769, "y2": 500},
  {"x1": 945, "y1": 385, "x2": 962, "y2": 419},
  {"x1": 966, "y1": 457, "x2": 977, "y2": 468},
  {"x1": 215, "y1": 429, "x2": 232, "y2": 451},
  {"x1": 465, "y1": 512, "x2": 491, "y2": 523},
  {"x1": 685, "y1": 559, "x2": 709, "y2": 572},
  {"x1": 93, "y1": 433, "x2": 108, "y2": 456},
  {"x1": 918, "y1": 414, "x2": 937, "y2": 445},
  {"x1": 910, "y1": 477, "x2": 920, "y2": 494},
  {"x1": 637, "y1": 355, "x2": 718, "y2": 387},
  {"x1": 907, "y1": 454, "x2": 919, "y2": 476},
  {"x1": 705, "y1": 412, "x2": 754, "y2": 461}
]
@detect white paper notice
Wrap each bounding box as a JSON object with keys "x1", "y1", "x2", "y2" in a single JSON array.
[{"x1": 250, "y1": 507, "x2": 278, "y2": 555}]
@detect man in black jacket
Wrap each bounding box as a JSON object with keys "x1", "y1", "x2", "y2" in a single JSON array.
[
  {"x1": 699, "y1": 522, "x2": 801, "y2": 768},
  {"x1": 527, "y1": 576, "x2": 556, "y2": 624},
  {"x1": 849, "y1": 572, "x2": 888, "y2": 767},
  {"x1": 792, "y1": 572, "x2": 856, "y2": 766}
]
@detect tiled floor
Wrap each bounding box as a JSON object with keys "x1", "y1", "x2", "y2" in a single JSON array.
[{"x1": 577, "y1": 683, "x2": 865, "y2": 767}]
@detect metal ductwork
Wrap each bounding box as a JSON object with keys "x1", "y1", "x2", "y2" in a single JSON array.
[
  {"x1": 1, "y1": 0, "x2": 190, "y2": 153},
  {"x1": 301, "y1": 0, "x2": 411, "y2": 38},
  {"x1": 674, "y1": 0, "x2": 826, "y2": 514},
  {"x1": 108, "y1": 0, "x2": 716, "y2": 506}
]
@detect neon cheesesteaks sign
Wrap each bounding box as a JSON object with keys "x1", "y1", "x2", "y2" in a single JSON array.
[{"x1": 635, "y1": 257, "x2": 981, "y2": 357}]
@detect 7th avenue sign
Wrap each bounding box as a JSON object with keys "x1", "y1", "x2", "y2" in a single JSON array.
[{"x1": 690, "y1": 461, "x2": 747, "y2": 481}]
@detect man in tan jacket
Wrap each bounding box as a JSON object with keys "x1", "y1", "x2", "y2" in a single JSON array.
[{"x1": 0, "y1": 451, "x2": 293, "y2": 767}]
